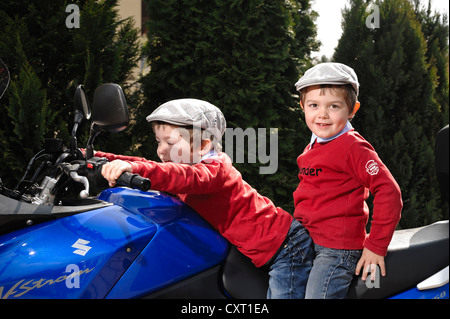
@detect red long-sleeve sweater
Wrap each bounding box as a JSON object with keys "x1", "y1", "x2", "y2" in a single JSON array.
[
  {"x1": 95, "y1": 151, "x2": 293, "y2": 267},
  {"x1": 293, "y1": 131, "x2": 402, "y2": 256}
]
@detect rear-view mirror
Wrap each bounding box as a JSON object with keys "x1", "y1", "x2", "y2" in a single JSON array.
[{"x1": 91, "y1": 83, "x2": 129, "y2": 133}]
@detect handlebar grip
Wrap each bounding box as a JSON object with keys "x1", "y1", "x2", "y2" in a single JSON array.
[{"x1": 116, "y1": 172, "x2": 151, "y2": 191}]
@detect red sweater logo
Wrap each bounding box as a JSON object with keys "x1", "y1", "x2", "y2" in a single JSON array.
[{"x1": 365, "y1": 160, "x2": 379, "y2": 175}]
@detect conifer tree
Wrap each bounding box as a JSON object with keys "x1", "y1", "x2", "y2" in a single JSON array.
[
  {"x1": 138, "y1": 0, "x2": 319, "y2": 210},
  {"x1": 413, "y1": 0, "x2": 449, "y2": 133},
  {"x1": 0, "y1": 0, "x2": 140, "y2": 186},
  {"x1": 333, "y1": 0, "x2": 448, "y2": 227}
]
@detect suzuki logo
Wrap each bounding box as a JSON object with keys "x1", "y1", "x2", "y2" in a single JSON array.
[{"x1": 71, "y1": 239, "x2": 92, "y2": 256}]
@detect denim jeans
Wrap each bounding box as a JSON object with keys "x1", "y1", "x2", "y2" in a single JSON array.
[
  {"x1": 305, "y1": 243, "x2": 362, "y2": 299},
  {"x1": 266, "y1": 219, "x2": 314, "y2": 299}
]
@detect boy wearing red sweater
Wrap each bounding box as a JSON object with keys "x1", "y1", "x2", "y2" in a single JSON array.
[
  {"x1": 99, "y1": 98, "x2": 314, "y2": 298},
  {"x1": 294, "y1": 63, "x2": 402, "y2": 298}
]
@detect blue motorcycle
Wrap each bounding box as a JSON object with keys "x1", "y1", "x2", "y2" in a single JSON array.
[{"x1": 0, "y1": 58, "x2": 448, "y2": 299}]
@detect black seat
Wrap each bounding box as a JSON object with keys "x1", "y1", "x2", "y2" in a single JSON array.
[
  {"x1": 347, "y1": 221, "x2": 449, "y2": 298},
  {"x1": 221, "y1": 221, "x2": 449, "y2": 299},
  {"x1": 221, "y1": 246, "x2": 269, "y2": 299}
]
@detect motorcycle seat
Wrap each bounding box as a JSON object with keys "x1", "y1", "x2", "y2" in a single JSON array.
[
  {"x1": 347, "y1": 220, "x2": 449, "y2": 298},
  {"x1": 221, "y1": 221, "x2": 449, "y2": 299},
  {"x1": 221, "y1": 245, "x2": 269, "y2": 299}
]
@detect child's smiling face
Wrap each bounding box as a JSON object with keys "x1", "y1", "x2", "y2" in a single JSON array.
[{"x1": 302, "y1": 85, "x2": 353, "y2": 139}]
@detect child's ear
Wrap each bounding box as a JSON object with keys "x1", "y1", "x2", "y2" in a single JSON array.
[
  {"x1": 198, "y1": 139, "x2": 213, "y2": 156},
  {"x1": 300, "y1": 101, "x2": 304, "y2": 110},
  {"x1": 350, "y1": 101, "x2": 360, "y2": 118}
]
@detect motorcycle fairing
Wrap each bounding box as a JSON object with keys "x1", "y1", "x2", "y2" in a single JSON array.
[
  {"x1": 390, "y1": 283, "x2": 449, "y2": 299},
  {"x1": 99, "y1": 188, "x2": 229, "y2": 299},
  {"x1": 0, "y1": 203, "x2": 156, "y2": 299}
]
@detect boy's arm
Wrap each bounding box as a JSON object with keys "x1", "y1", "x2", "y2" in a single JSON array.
[
  {"x1": 101, "y1": 158, "x2": 226, "y2": 195},
  {"x1": 131, "y1": 160, "x2": 226, "y2": 194},
  {"x1": 346, "y1": 141, "x2": 403, "y2": 256}
]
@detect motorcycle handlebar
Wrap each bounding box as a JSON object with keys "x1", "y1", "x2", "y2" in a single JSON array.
[
  {"x1": 84, "y1": 157, "x2": 151, "y2": 192},
  {"x1": 116, "y1": 172, "x2": 151, "y2": 192}
]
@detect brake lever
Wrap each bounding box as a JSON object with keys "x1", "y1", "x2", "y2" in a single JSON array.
[
  {"x1": 69, "y1": 171, "x2": 89, "y2": 199},
  {"x1": 59, "y1": 163, "x2": 90, "y2": 199}
]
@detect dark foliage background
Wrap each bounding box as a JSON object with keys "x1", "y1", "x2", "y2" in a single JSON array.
[{"x1": 0, "y1": 0, "x2": 448, "y2": 227}]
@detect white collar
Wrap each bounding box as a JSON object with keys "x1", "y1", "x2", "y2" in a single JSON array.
[
  {"x1": 200, "y1": 150, "x2": 219, "y2": 162},
  {"x1": 309, "y1": 121, "x2": 353, "y2": 149}
]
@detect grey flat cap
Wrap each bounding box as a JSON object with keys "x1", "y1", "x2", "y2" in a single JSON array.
[
  {"x1": 146, "y1": 98, "x2": 226, "y2": 139},
  {"x1": 295, "y1": 62, "x2": 359, "y2": 95}
]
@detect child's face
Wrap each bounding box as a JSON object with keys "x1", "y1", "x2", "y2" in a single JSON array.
[
  {"x1": 302, "y1": 85, "x2": 353, "y2": 139},
  {"x1": 154, "y1": 124, "x2": 211, "y2": 164},
  {"x1": 154, "y1": 124, "x2": 193, "y2": 164}
]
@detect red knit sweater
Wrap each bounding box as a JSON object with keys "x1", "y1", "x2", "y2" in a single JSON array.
[{"x1": 293, "y1": 131, "x2": 402, "y2": 256}]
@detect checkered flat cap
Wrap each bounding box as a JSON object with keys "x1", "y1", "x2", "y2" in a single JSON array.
[
  {"x1": 146, "y1": 98, "x2": 226, "y2": 139},
  {"x1": 295, "y1": 62, "x2": 359, "y2": 95}
]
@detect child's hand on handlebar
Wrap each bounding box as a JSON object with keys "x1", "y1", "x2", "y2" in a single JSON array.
[{"x1": 101, "y1": 160, "x2": 133, "y2": 187}]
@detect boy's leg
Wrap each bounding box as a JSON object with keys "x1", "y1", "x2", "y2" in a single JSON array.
[
  {"x1": 266, "y1": 219, "x2": 314, "y2": 299},
  {"x1": 305, "y1": 244, "x2": 362, "y2": 299}
]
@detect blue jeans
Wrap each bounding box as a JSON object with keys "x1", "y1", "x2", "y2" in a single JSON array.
[
  {"x1": 266, "y1": 219, "x2": 314, "y2": 299},
  {"x1": 305, "y1": 243, "x2": 362, "y2": 299}
]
